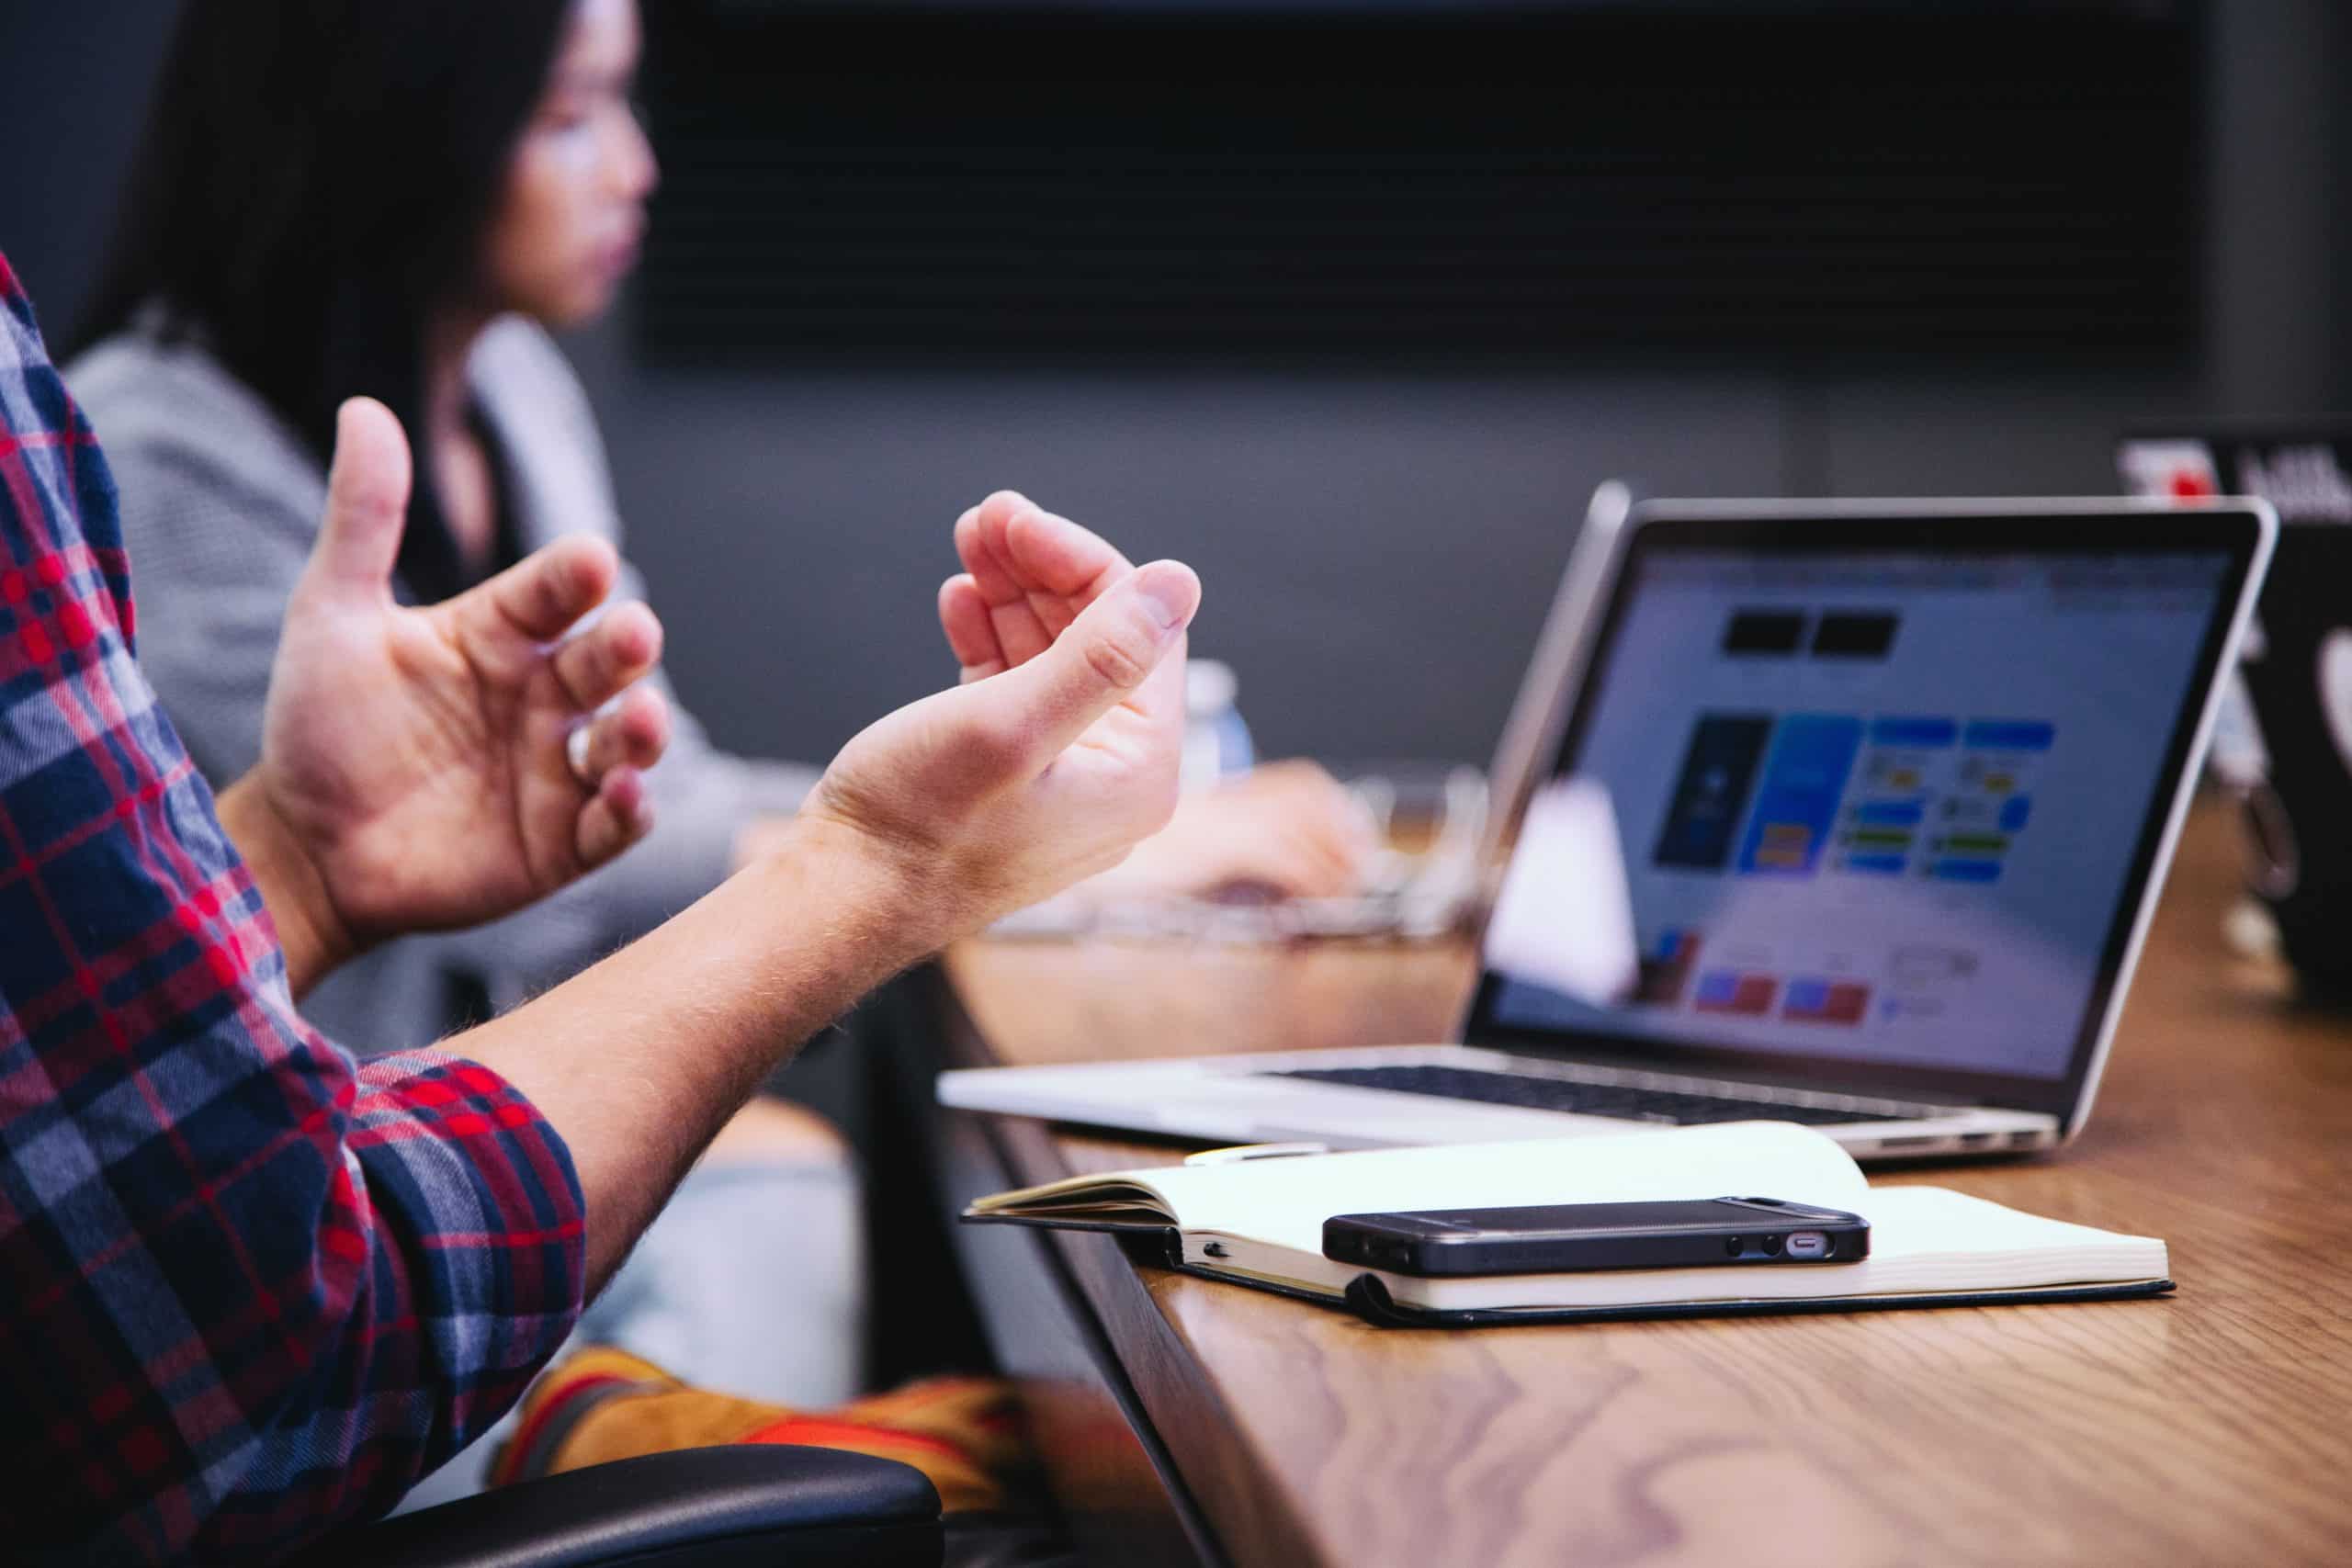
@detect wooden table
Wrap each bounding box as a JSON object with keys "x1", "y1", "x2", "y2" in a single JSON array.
[{"x1": 929, "y1": 802, "x2": 2352, "y2": 1567}]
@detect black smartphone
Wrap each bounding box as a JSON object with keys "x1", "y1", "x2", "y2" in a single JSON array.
[{"x1": 1321, "y1": 1196, "x2": 1870, "y2": 1277}]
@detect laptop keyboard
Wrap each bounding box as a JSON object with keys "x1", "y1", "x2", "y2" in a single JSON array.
[{"x1": 1265, "y1": 1064, "x2": 1917, "y2": 1126}]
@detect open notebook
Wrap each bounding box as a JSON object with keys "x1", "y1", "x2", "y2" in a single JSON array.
[{"x1": 963, "y1": 1122, "x2": 2172, "y2": 1326}]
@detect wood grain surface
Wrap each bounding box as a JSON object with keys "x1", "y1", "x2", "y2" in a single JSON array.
[{"x1": 944, "y1": 801, "x2": 2352, "y2": 1567}]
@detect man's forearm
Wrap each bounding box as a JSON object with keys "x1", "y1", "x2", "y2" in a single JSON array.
[
  {"x1": 452, "y1": 815, "x2": 937, "y2": 1290},
  {"x1": 216, "y1": 774, "x2": 356, "y2": 1000}
]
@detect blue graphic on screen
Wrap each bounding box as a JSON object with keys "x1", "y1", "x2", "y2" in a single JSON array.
[
  {"x1": 1734, "y1": 716, "x2": 1862, "y2": 876},
  {"x1": 1963, "y1": 720, "x2": 2056, "y2": 751},
  {"x1": 1869, "y1": 716, "x2": 1958, "y2": 748},
  {"x1": 1651, "y1": 715, "x2": 1773, "y2": 870}
]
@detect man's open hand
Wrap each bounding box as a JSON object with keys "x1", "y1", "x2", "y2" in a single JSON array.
[{"x1": 232, "y1": 399, "x2": 672, "y2": 984}]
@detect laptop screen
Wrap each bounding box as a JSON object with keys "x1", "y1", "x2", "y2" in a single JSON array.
[{"x1": 1470, "y1": 510, "x2": 2259, "y2": 1110}]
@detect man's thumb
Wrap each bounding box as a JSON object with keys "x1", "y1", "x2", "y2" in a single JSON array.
[
  {"x1": 987, "y1": 559, "x2": 1201, "y2": 761},
  {"x1": 311, "y1": 398, "x2": 413, "y2": 592}
]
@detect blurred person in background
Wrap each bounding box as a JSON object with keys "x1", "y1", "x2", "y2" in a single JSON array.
[{"x1": 64, "y1": 0, "x2": 1372, "y2": 1478}]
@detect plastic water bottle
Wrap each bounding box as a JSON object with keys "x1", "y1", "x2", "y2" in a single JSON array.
[{"x1": 1182, "y1": 659, "x2": 1254, "y2": 791}]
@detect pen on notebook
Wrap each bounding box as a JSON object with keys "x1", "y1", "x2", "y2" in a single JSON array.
[{"x1": 1183, "y1": 1142, "x2": 1331, "y2": 1167}]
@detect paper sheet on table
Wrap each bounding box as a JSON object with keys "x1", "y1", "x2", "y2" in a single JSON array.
[{"x1": 1481, "y1": 777, "x2": 1638, "y2": 1004}]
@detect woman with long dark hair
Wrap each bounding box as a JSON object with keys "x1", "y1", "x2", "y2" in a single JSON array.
[
  {"x1": 70, "y1": 0, "x2": 755, "y2": 1029},
  {"x1": 74, "y1": 0, "x2": 1370, "y2": 1043}
]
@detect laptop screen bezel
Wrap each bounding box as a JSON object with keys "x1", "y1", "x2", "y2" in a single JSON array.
[{"x1": 1460, "y1": 502, "x2": 2269, "y2": 1120}]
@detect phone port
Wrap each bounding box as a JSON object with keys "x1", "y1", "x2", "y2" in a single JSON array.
[{"x1": 1784, "y1": 1231, "x2": 1830, "y2": 1259}]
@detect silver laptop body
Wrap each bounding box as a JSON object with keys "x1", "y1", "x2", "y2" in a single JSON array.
[{"x1": 942, "y1": 497, "x2": 2277, "y2": 1162}]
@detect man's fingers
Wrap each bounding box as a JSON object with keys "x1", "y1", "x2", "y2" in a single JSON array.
[
  {"x1": 956, "y1": 492, "x2": 1136, "y2": 670},
  {"x1": 575, "y1": 766, "x2": 655, "y2": 869},
  {"x1": 550, "y1": 600, "x2": 663, "y2": 711},
  {"x1": 571, "y1": 685, "x2": 671, "y2": 782},
  {"x1": 1001, "y1": 502, "x2": 1129, "y2": 601},
  {"x1": 939, "y1": 574, "x2": 1007, "y2": 682},
  {"x1": 311, "y1": 398, "x2": 413, "y2": 594},
  {"x1": 472, "y1": 536, "x2": 623, "y2": 646},
  {"x1": 954, "y1": 494, "x2": 1028, "y2": 602},
  {"x1": 960, "y1": 502, "x2": 1057, "y2": 668},
  {"x1": 978, "y1": 559, "x2": 1201, "y2": 763},
  {"x1": 985, "y1": 499, "x2": 1125, "y2": 646}
]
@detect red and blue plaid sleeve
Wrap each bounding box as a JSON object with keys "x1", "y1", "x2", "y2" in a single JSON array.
[{"x1": 0, "y1": 254, "x2": 586, "y2": 1563}]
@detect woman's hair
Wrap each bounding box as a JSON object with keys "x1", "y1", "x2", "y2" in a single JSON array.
[{"x1": 73, "y1": 0, "x2": 574, "y2": 592}]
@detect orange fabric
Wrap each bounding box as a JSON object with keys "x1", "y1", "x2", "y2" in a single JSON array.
[{"x1": 495, "y1": 1347, "x2": 1023, "y2": 1514}]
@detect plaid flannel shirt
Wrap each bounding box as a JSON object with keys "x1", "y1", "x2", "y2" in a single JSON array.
[{"x1": 0, "y1": 254, "x2": 586, "y2": 1562}]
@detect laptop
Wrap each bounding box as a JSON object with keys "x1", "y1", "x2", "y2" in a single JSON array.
[
  {"x1": 2120, "y1": 425, "x2": 2352, "y2": 991},
  {"x1": 941, "y1": 499, "x2": 2277, "y2": 1160}
]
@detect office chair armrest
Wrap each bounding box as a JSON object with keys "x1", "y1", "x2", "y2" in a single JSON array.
[{"x1": 310, "y1": 1446, "x2": 943, "y2": 1568}]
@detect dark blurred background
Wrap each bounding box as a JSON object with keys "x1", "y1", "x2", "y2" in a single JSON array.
[{"x1": 5, "y1": 0, "x2": 2347, "y2": 767}]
